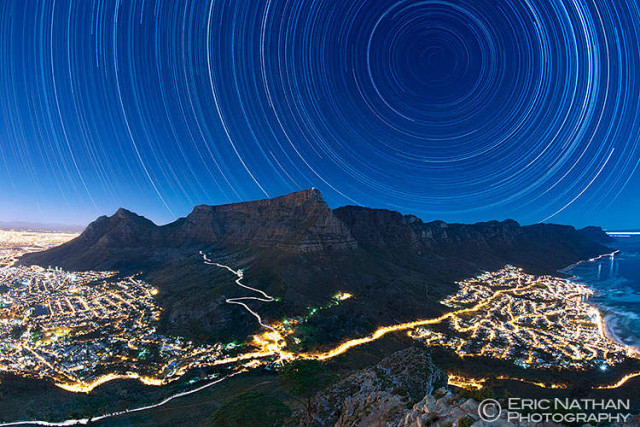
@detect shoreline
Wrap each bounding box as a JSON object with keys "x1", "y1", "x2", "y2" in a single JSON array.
[
  {"x1": 600, "y1": 308, "x2": 640, "y2": 355},
  {"x1": 561, "y1": 251, "x2": 640, "y2": 354},
  {"x1": 602, "y1": 310, "x2": 637, "y2": 354},
  {"x1": 559, "y1": 249, "x2": 619, "y2": 274}
]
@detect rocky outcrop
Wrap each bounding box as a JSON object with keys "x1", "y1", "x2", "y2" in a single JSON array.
[
  {"x1": 171, "y1": 189, "x2": 357, "y2": 252},
  {"x1": 295, "y1": 347, "x2": 448, "y2": 426},
  {"x1": 398, "y1": 390, "x2": 484, "y2": 426},
  {"x1": 294, "y1": 347, "x2": 563, "y2": 426},
  {"x1": 20, "y1": 189, "x2": 357, "y2": 270},
  {"x1": 396, "y1": 390, "x2": 533, "y2": 427}
]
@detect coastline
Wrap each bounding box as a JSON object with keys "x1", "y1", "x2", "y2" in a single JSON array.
[
  {"x1": 600, "y1": 307, "x2": 640, "y2": 355},
  {"x1": 602, "y1": 310, "x2": 638, "y2": 355},
  {"x1": 560, "y1": 250, "x2": 640, "y2": 354},
  {"x1": 558, "y1": 249, "x2": 619, "y2": 275}
]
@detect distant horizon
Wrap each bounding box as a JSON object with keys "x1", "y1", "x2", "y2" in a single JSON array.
[{"x1": 2, "y1": 189, "x2": 638, "y2": 232}]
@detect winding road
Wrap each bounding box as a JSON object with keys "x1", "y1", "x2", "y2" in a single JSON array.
[
  {"x1": 200, "y1": 251, "x2": 276, "y2": 332},
  {"x1": 2, "y1": 254, "x2": 639, "y2": 426}
]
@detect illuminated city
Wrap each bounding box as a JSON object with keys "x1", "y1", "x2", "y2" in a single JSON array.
[
  {"x1": 0, "y1": 230, "x2": 78, "y2": 268},
  {"x1": 3, "y1": 231, "x2": 639, "y2": 398},
  {"x1": 410, "y1": 266, "x2": 637, "y2": 370},
  {"x1": 0, "y1": 232, "x2": 232, "y2": 393}
]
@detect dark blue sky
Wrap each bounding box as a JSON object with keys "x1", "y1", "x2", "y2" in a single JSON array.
[{"x1": 1, "y1": 0, "x2": 639, "y2": 229}]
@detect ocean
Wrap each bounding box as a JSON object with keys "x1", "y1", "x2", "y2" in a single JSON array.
[{"x1": 564, "y1": 235, "x2": 640, "y2": 350}]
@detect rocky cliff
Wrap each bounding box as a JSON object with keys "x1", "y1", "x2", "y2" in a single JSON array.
[
  {"x1": 21, "y1": 189, "x2": 357, "y2": 270},
  {"x1": 294, "y1": 347, "x2": 448, "y2": 426},
  {"x1": 20, "y1": 189, "x2": 614, "y2": 344},
  {"x1": 334, "y1": 206, "x2": 612, "y2": 274},
  {"x1": 171, "y1": 189, "x2": 356, "y2": 251}
]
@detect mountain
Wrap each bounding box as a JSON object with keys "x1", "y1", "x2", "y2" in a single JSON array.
[
  {"x1": 333, "y1": 207, "x2": 613, "y2": 275},
  {"x1": 20, "y1": 189, "x2": 613, "y2": 345},
  {"x1": 22, "y1": 189, "x2": 355, "y2": 271},
  {"x1": 172, "y1": 189, "x2": 356, "y2": 251},
  {"x1": 578, "y1": 225, "x2": 617, "y2": 243}
]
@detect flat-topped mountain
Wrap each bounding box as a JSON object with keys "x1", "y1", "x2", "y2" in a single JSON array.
[
  {"x1": 20, "y1": 189, "x2": 614, "y2": 345},
  {"x1": 173, "y1": 189, "x2": 356, "y2": 251},
  {"x1": 22, "y1": 189, "x2": 356, "y2": 270}
]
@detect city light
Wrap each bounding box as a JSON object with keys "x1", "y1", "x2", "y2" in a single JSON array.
[{"x1": 2, "y1": 232, "x2": 639, "y2": 395}]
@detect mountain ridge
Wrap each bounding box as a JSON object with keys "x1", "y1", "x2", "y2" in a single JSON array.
[
  {"x1": 21, "y1": 189, "x2": 612, "y2": 270},
  {"x1": 19, "y1": 189, "x2": 615, "y2": 345}
]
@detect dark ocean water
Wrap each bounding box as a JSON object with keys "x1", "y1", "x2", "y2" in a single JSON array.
[{"x1": 564, "y1": 235, "x2": 640, "y2": 349}]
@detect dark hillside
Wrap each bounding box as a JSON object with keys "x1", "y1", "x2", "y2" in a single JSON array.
[{"x1": 21, "y1": 190, "x2": 612, "y2": 345}]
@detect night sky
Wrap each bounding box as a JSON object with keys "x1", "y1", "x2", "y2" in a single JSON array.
[{"x1": 1, "y1": 1, "x2": 640, "y2": 229}]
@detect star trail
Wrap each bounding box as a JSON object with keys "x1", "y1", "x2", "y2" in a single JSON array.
[{"x1": 1, "y1": 0, "x2": 639, "y2": 228}]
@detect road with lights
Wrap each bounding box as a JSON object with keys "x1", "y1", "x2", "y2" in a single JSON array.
[
  {"x1": 201, "y1": 251, "x2": 276, "y2": 332},
  {"x1": 2, "y1": 233, "x2": 640, "y2": 425}
]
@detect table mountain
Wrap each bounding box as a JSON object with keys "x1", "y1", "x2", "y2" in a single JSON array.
[{"x1": 20, "y1": 189, "x2": 613, "y2": 344}]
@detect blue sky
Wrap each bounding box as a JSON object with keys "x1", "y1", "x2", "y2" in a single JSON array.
[{"x1": 1, "y1": 0, "x2": 639, "y2": 229}]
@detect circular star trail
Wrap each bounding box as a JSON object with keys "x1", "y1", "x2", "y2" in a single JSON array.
[{"x1": 1, "y1": 0, "x2": 639, "y2": 226}]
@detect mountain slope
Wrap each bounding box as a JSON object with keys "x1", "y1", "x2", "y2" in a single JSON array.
[
  {"x1": 20, "y1": 189, "x2": 613, "y2": 345},
  {"x1": 22, "y1": 189, "x2": 356, "y2": 270},
  {"x1": 333, "y1": 206, "x2": 612, "y2": 274}
]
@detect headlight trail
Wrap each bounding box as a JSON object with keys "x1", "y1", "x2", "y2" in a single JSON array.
[{"x1": 201, "y1": 251, "x2": 276, "y2": 332}]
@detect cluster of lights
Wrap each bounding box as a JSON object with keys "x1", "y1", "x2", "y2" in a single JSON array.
[
  {"x1": 3, "y1": 232, "x2": 640, "y2": 395},
  {"x1": 447, "y1": 374, "x2": 569, "y2": 391},
  {"x1": 0, "y1": 234, "x2": 246, "y2": 392},
  {"x1": 409, "y1": 266, "x2": 635, "y2": 371},
  {"x1": 0, "y1": 230, "x2": 77, "y2": 268},
  {"x1": 447, "y1": 374, "x2": 486, "y2": 391},
  {"x1": 0, "y1": 262, "x2": 233, "y2": 392}
]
